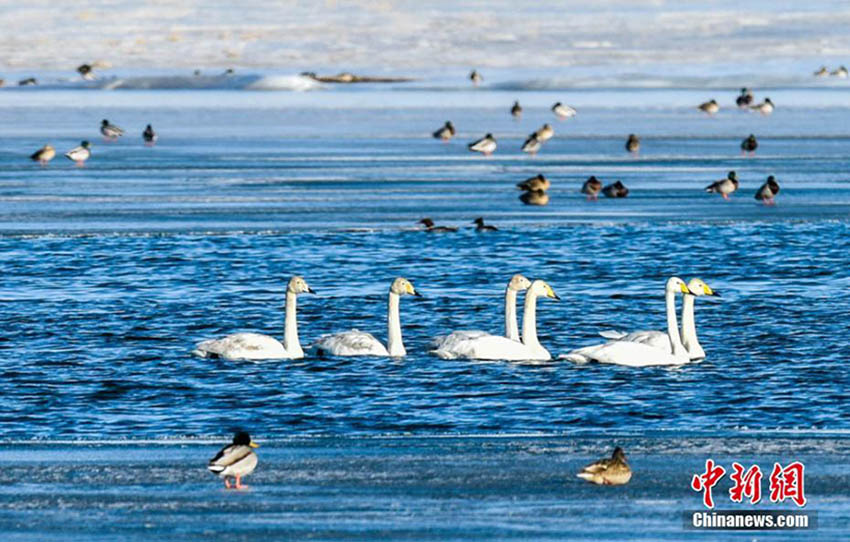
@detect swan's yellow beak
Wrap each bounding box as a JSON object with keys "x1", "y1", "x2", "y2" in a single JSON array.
[
  {"x1": 679, "y1": 283, "x2": 690, "y2": 294},
  {"x1": 546, "y1": 285, "x2": 561, "y2": 300},
  {"x1": 703, "y1": 284, "x2": 720, "y2": 297},
  {"x1": 249, "y1": 441, "x2": 260, "y2": 448},
  {"x1": 406, "y1": 282, "x2": 421, "y2": 297}
]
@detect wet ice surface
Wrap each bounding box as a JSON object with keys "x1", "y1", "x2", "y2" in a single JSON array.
[{"x1": 0, "y1": 437, "x2": 847, "y2": 541}]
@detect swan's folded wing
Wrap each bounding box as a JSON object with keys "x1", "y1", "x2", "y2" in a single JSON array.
[
  {"x1": 193, "y1": 332, "x2": 287, "y2": 361},
  {"x1": 561, "y1": 340, "x2": 687, "y2": 367},
  {"x1": 598, "y1": 330, "x2": 627, "y2": 340},
  {"x1": 433, "y1": 333, "x2": 546, "y2": 361},
  {"x1": 429, "y1": 330, "x2": 489, "y2": 352},
  {"x1": 313, "y1": 330, "x2": 388, "y2": 356},
  {"x1": 609, "y1": 329, "x2": 672, "y2": 351}
]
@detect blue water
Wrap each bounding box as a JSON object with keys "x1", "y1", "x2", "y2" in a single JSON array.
[{"x1": 1, "y1": 86, "x2": 848, "y2": 540}]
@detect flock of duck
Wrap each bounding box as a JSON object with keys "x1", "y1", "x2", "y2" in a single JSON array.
[
  {"x1": 28, "y1": 119, "x2": 157, "y2": 166},
  {"x1": 193, "y1": 273, "x2": 719, "y2": 368}
]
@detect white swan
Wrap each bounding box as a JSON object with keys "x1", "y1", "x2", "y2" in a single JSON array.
[
  {"x1": 598, "y1": 278, "x2": 719, "y2": 360},
  {"x1": 560, "y1": 277, "x2": 693, "y2": 367},
  {"x1": 433, "y1": 279, "x2": 560, "y2": 361},
  {"x1": 312, "y1": 277, "x2": 419, "y2": 357},
  {"x1": 193, "y1": 276, "x2": 315, "y2": 361},
  {"x1": 430, "y1": 274, "x2": 531, "y2": 354}
]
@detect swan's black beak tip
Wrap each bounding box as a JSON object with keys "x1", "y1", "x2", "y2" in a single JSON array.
[{"x1": 307, "y1": 287, "x2": 316, "y2": 294}]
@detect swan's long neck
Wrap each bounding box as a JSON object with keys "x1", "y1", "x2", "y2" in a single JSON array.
[
  {"x1": 680, "y1": 294, "x2": 705, "y2": 359},
  {"x1": 505, "y1": 288, "x2": 519, "y2": 341},
  {"x1": 521, "y1": 291, "x2": 540, "y2": 349},
  {"x1": 386, "y1": 292, "x2": 405, "y2": 357},
  {"x1": 666, "y1": 290, "x2": 686, "y2": 356},
  {"x1": 283, "y1": 290, "x2": 302, "y2": 357}
]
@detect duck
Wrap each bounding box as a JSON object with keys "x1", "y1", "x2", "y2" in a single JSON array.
[
  {"x1": 625, "y1": 134, "x2": 640, "y2": 154},
  {"x1": 517, "y1": 174, "x2": 550, "y2": 192},
  {"x1": 468, "y1": 133, "x2": 496, "y2": 155},
  {"x1": 755, "y1": 175, "x2": 780, "y2": 205},
  {"x1": 736, "y1": 88, "x2": 754, "y2": 108},
  {"x1": 521, "y1": 134, "x2": 542, "y2": 155},
  {"x1": 100, "y1": 119, "x2": 125, "y2": 140},
  {"x1": 519, "y1": 190, "x2": 549, "y2": 206},
  {"x1": 143, "y1": 124, "x2": 158, "y2": 145},
  {"x1": 577, "y1": 447, "x2": 632, "y2": 485},
  {"x1": 832, "y1": 66, "x2": 849, "y2": 78},
  {"x1": 473, "y1": 217, "x2": 498, "y2": 231},
  {"x1": 30, "y1": 144, "x2": 56, "y2": 165},
  {"x1": 511, "y1": 100, "x2": 522, "y2": 118},
  {"x1": 208, "y1": 431, "x2": 259, "y2": 489},
  {"x1": 312, "y1": 278, "x2": 420, "y2": 357},
  {"x1": 698, "y1": 99, "x2": 719, "y2": 115},
  {"x1": 77, "y1": 64, "x2": 95, "y2": 80},
  {"x1": 581, "y1": 176, "x2": 603, "y2": 200},
  {"x1": 18, "y1": 77, "x2": 37, "y2": 86},
  {"x1": 419, "y1": 218, "x2": 458, "y2": 232},
  {"x1": 602, "y1": 180, "x2": 629, "y2": 198},
  {"x1": 741, "y1": 134, "x2": 758, "y2": 155},
  {"x1": 814, "y1": 66, "x2": 829, "y2": 77},
  {"x1": 192, "y1": 276, "x2": 316, "y2": 360},
  {"x1": 64, "y1": 141, "x2": 92, "y2": 166},
  {"x1": 705, "y1": 171, "x2": 739, "y2": 200},
  {"x1": 469, "y1": 69, "x2": 482, "y2": 86},
  {"x1": 751, "y1": 98, "x2": 774, "y2": 115},
  {"x1": 552, "y1": 102, "x2": 577, "y2": 119},
  {"x1": 433, "y1": 121, "x2": 455, "y2": 141},
  {"x1": 534, "y1": 123, "x2": 555, "y2": 142}
]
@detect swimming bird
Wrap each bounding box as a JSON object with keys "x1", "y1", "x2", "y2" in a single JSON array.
[
  {"x1": 751, "y1": 98, "x2": 774, "y2": 115},
  {"x1": 419, "y1": 218, "x2": 458, "y2": 232},
  {"x1": 432, "y1": 279, "x2": 560, "y2": 361},
  {"x1": 519, "y1": 190, "x2": 549, "y2": 206},
  {"x1": 832, "y1": 66, "x2": 849, "y2": 78},
  {"x1": 312, "y1": 277, "x2": 420, "y2": 357},
  {"x1": 814, "y1": 66, "x2": 829, "y2": 77},
  {"x1": 470, "y1": 70, "x2": 482, "y2": 86},
  {"x1": 143, "y1": 124, "x2": 158, "y2": 145},
  {"x1": 521, "y1": 134, "x2": 542, "y2": 155},
  {"x1": 598, "y1": 278, "x2": 719, "y2": 361},
  {"x1": 534, "y1": 123, "x2": 555, "y2": 142},
  {"x1": 552, "y1": 102, "x2": 577, "y2": 119},
  {"x1": 517, "y1": 174, "x2": 550, "y2": 192},
  {"x1": 77, "y1": 64, "x2": 94, "y2": 80},
  {"x1": 602, "y1": 180, "x2": 629, "y2": 198},
  {"x1": 741, "y1": 134, "x2": 758, "y2": 155},
  {"x1": 560, "y1": 277, "x2": 694, "y2": 367},
  {"x1": 30, "y1": 144, "x2": 55, "y2": 165},
  {"x1": 473, "y1": 217, "x2": 498, "y2": 231},
  {"x1": 192, "y1": 276, "x2": 316, "y2": 360},
  {"x1": 208, "y1": 432, "x2": 259, "y2": 489},
  {"x1": 577, "y1": 447, "x2": 632, "y2": 486},
  {"x1": 581, "y1": 176, "x2": 603, "y2": 200},
  {"x1": 511, "y1": 100, "x2": 522, "y2": 118},
  {"x1": 755, "y1": 175, "x2": 780, "y2": 205},
  {"x1": 625, "y1": 134, "x2": 640, "y2": 154},
  {"x1": 100, "y1": 119, "x2": 125, "y2": 140},
  {"x1": 698, "y1": 99, "x2": 719, "y2": 115},
  {"x1": 705, "y1": 171, "x2": 739, "y2": 200},
  {"x1": 468, "y1": 133, "x2": 496, "y2": 155},
  {"x1": 430, "y1": 274, "x2": 531, "y2": 354},
  {"x1": 736, "y1": 88, "x2": 754, "y2": 108},
  {"x1": 433, "y1": 121, "x2": 455, "y2": 141},
  {"x1": 64, "y1": 141, "x2": 91, "y2": 166}
]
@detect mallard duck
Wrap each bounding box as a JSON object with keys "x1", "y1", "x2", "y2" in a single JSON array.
[
  {"x1": 698, "y1": 99, "x2": 719, "y2": 115},
  {"x1": 468, "y1": 133, "x2": 496, "y2": 155},
  {"x1": 77, "y1": 64, "x2": 95, "y2": 80},
  {"x1": 18, "y1": 77, "x2": 37, "y2": 86},
  {"x1": 208, "y1": 432, "x2": 259, "y2": 489},
  {"x1": 625, "y1": 134, "x2": 640, "y2": 154},
  {"x1": 741, "y1": 134, "x2": 758, "y2": 155},
  {"x1": 534, "y1": 123, "x2": 554, "y2": 142},
  {"x1": 469, "y1": 70, "x2": 482, "y2": 86},
  {"x1": 705, "y1": 171, "x2": 739, "y2": 200},
  {"x1": 419, "y1": 218, "x2": 458, "y2": 232},
  {"x1": 473, "y1": 217, "x2": 498, "y2": 231},
  {"x1": 736, "y1": 88, "x2": 754, "y2": 108},
  {"x1": 751, "y1": 98, "x2": 774, "y2": 115},
  {"x1": 143, "y1": 124, "x2": 158, "y2": 145},
  {"x1": 814, "y1": 66, "x2": 829, "y2": 77},
  {"x1": 64, "y1": 141, "x2": 91, "y2": 166},
  {"x1": 602, "y1": 180, "x2": 629, "y2": 198},
  {"x1": 30, "y1": 144, "x2": 56, "y2": 165},
  {"x1": 519, "y1": 190, "x2": 549, "y2": 206},
  {"x1": 433, "y1": 121, "x2": 456, "y2": 141},
  {"x1": 755, "y1": 175, "x2": 780, "y2": 205},
  {"x1": 832, "y1": 66, "x2": 849, "y2": 78},
  {"x1": 100, "y1": 119, "x2": 125, "y2": 140},
  {"x1": 581, "y1": 175, "x2": 603, "y2": 200},
  {"x1": 510, "y1": 100, "x2": 522, "y2": 118},
  {"x1": 552, "y1": 102, "x2": 577, "y2": 119},
  {"x1": 517, "y1": 174, "x2": 550, "y2": 192},
  {"x1": 577, "y1": 447, "x2": 632, "y2": 485},
  {"x1": 521, "y1": 134, "x2": 541, "y2": 155}
]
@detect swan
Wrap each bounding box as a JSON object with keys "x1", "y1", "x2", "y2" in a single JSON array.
[
  {"x1": 193, "y1": 275, "x2": 315, "y2": 361},
  {"x1": 430, "y1": 274, "x2": 531, "y2": 354},
  {"x1": 312, "y1": 277, "x2": 419, "y2": 357},
  {"x1": 560, "y1": 277, "x2": 693, "y2": 367},
  {"x1": 598, "y1": 278, "x2": 719, "y2": 361},
  {"x1": 432, "y1": 279, "x2": 560, "y2": 361}
]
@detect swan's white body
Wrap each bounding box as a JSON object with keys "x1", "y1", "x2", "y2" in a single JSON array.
[
  {"x1": 561, "y1": 277, "x2": 692, "y2": 367},
  {"x1": 313, "y1": 278, "x2": 418, "y2": 357},
  {"x1": 193, "y1": 276, "x2": 314, "y2": 361},
  {"x1": 433, "y1": 279, "x2": 559, "y2": 361}
]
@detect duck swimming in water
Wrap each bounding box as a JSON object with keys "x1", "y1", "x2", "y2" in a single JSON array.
[
  {"x1": 419, "y1": 218, "x2": 458, "y2": 232},
  {"x1": 755, "y1": 175, "x2": 780, "y2": 205},
  {"x1": 473, "y1": 217, "x2": 498, "y2": 231},
  {"x1": 705, "y1": 171, "x2": 739, "y2": 200}
]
